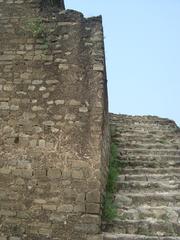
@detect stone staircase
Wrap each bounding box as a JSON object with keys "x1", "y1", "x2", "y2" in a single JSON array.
[{"x1": 103, "y1": 114, "x2": 180, "y2": 240}]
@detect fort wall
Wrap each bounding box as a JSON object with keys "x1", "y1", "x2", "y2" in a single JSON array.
[{"x1": 0, "y1": 1, "x2": 109, "y2": 239}]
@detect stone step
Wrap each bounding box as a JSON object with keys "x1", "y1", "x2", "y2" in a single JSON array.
[
  {"x1": 114, "y1": 129, "x2": 179, "y2": 136},
  {"x1": 117, "y1": 206, "x2": 180, "y2": 222},
  {"x1": 104, "y1": 219, "x2": 180, "y2": 236},
  {"x1": 119, "y1": 160, "x2": 180, "y2": 168},
  {"x1": 110, "y1": 113, "x2": 177, "y2": 123},
  {"x1": 115, "y1": 191, "x2": 180, "y2": 207},
  {"x1": 107, "y1": 114, "x2": 180, "y2": 240},
  {"x1": 114, "y1": 131, "x2": 178, "y2": 138},
  {"x1": 122, "y1": 167, "x2": 180, "y2": 175},
  {"x1": 118, "y1": 174, "x2": 180, "y2": 182},
  {"x1": 119, "y1": 154, "x2": 180, "y2": 161},
  {"x1": 117, "y1": 143, "x2": 180, "y2": 150},
  {"x1": 113, "y1": 135, "x2": 180, "y2": 144},
  {"x1": 117, "y1": 180, "x2": 180, "y2": 192},
  {"x1": 115, "y1": 125, "x2": 177, "y2": 132},
  {"x1": 118, "y1": 149, "x2": 180, "y2": 156},
  {"x1": 103, "y1": 233, "x2": 180, "y2": 240},
  {"x1": 111, "y1": 121, "x2": 178, "y2": 128}
]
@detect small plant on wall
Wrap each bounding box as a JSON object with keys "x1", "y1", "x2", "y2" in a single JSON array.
[{"x1": 25, "y1": 17, "x2": 46, "y2": 38}]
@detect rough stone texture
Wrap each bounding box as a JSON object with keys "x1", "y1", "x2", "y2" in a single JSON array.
[
  {"x1": 103, "y1": 114, "x2": 180, "y2": 240},
  {"x1": 0, "y1": 0, "x2": 109, "y2": 239}
]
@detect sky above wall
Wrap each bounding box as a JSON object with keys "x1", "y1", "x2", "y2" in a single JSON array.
[{"x1": 65, "y1": 0, "x2": 180, "y2": 126}]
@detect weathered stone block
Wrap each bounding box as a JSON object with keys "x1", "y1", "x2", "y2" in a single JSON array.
[
  {"x1": 86, "y1": 203, "x2": 100, "y2": 214},
  {"x1": 55, "y1": 99, "x2": 65, "y2": 105},
  {"x1": 72, "y1": 169, "x2": 84, "y2": 179},
  {"x1": 86, "y1": 190, "x2": 101, "y2": 203},
  {"x1": 58, "y1": 64, "x2": 69, "y2": 70},
  {"x1": 50, "y1": 214, "x2": 66, "y2": 223},
  {"x1": 0, "y1": 167, "x2": 11, "y2": 175},
  {"x1": 43, "y1": 204, "x2": 57, "y2": 211},
  {"x1": 34, "y1": 199, "x2": 47, "y2": 204},
  {"x1": 0, "y1": 102, "x2": 9, "y2": 110},
  {"x1": 74, "y1": 223, "x2": 100, "y2": 234},
  {"x1": 48, "y1": 168, "x2": 62, "y2": 179},
  {"x1": 57, "y1": 204, "x2": 73, "y2": 213},
  {"x1": 81, "y1": 214, "x2": 101, "y2": 224},
  {"x1": 87, "y1": 235, "x2": 103, "y2": 240},
  {"x1": 0, "y1": 237, "x2": 7, "y2": 240},
  {"x1": 9, "y1": 238, "x2": 20, "y2": 240},
  {"x1": 79, "y1": 106, "x2": 88, "y2": 113},
  {"x1": 32, "y1": 80, "x2": 43, "y2": 85},
  {"x1": 0, "y1": 210, "x2": 16, "y2": 217},
  {"x1": 32, "y1": 106, "x2": 43, "y2": 111},
  {"x1": 93, "y1": 64, "x2": 104, "y2": 71},
  {"x1": 74, "y1": 204, "x2": 86, "y2": 213}
]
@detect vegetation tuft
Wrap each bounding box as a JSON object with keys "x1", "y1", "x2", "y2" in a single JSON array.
[
  {"x1": 25, "y1": 18, "x2": 46, "y2": 38},
  {"x1": 102, "y1": 142, "x2": 120, "y2": 221}
]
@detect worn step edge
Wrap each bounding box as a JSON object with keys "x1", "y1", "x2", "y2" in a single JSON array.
[
  {"x1": 117, "y1": 207, "x2": 180, "y2": 220},
  {"x1": 103, "y1": 233, "x2": 180, "y2": 240},
  {"x1": 119, "y1": 160, "x2": 180, "y2": 168},
  {"x1": 118, "y1": 149, "x2": 180, "y2": 154},
  {"x1": 118, "y1": 174, "x2": 180, "y2": 179},
  {"x1": 104, "y1": 219, "x2": 180, "y2": 236},
  {"x1": 117, "y1": 144, "x2": 180, "y2": 150},
  {"x1": 117, "y1": 181, "x2": 180, "y2": 191},
  {"x1": 115, "y1": 191, "x2": 180, "y2": 198},
  {"x1": 118, "y1": 155, "x2": 180, "y2": 159},
  {"x1": 117, "y1": 205, "x2": 180, "y2": 211},
  {"x1": 122, "y1": 168, "x2": 180, "y2": 174}
]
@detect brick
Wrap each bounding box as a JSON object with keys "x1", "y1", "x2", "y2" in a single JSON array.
[
  {"x1": 86, "y1": 203, "x2": 100, "y2": 214},
  {"x1": 0, "y1": 210, "x2": 16, "y2": 217},
  {"x1": 79, "y1": 106, "x2": 88, "y2": 113},
  {"x1": 0, "y1": 167, "x2": 11, "y2": 174},
  {"x1": 32, "y1": 106, "x2": 43, "y2": 111},
  {"x1": 93, "y1": 64, "x2": 104, "y2": 71},
  {"x1": 86, "y1": 190, "x2": 101, "y2": 203},
  {"x1": 74, "y1": 223, "x2": 100, "y2": 234},
  {"x1": 32, "y1": 80, "x2": 43, "y2": 85},
  {"x1": 48, "y1": 168, "x2": 62, "y2": 179},
  {"x1": 42, "y1": 204, "x2": 56, "y2": 211},
  {"x1": 55, "y1": 99, "x2": 65, "y2": 105},
  {"x1": 57, "y1": 204, "x2": 73, "y2": 213},
  {"x1": 34, "y1": 199, "x2": 47, "y2": 204},
  {"x1": 72, "y1": 170, "x2": 84, "y2": 179},
  {"x1": 0, "y1": 237, "x2": 7, "y2": 240},
  {"x1": 0, "y1": 102, "x2": 9, "y2": 110}
]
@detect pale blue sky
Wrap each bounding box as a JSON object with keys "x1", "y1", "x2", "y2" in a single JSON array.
[{"x1": 65, "y1": 0, "x2": 180, "y2": 126}]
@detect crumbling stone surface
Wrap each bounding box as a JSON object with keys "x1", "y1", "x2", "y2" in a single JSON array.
[{"x1": 0, "y1": 0, "x2": 109, "y2": 239}]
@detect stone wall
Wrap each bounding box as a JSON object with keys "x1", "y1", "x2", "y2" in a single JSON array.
[{"x1": 0, "y1": 0, "x2": 109, "y2": 239}]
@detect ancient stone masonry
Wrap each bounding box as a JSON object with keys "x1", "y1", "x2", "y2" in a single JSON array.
[
  {"x1": 0, "y1": 0, "x2": 109, "y2": 239},
  {"x1": 103, "y1": 114, "x2": 180, "y2": 240}
]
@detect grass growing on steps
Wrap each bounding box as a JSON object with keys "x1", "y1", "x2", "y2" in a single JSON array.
[{"x1": 102, "y1": 142, "x2": 120, "y2": 221}]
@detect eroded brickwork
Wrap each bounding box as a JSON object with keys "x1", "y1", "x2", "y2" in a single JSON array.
[{"x1": 0, "y1": 0, "x2": 109, "y2": 239}]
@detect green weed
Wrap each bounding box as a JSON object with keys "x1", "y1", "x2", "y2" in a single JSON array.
[
  {"x1": 102, "y1": 142, "x2": 120, "y2": 221},
  {"x1": 102, "y1": 193, "x2": 117, "y2": 221},
  {"x1": 25, "y1": 18, "x2": 46, "y2": 38}
]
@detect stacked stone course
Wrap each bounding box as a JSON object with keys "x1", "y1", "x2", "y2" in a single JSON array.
[{"x1": 0, "y1": 0, "x2": 109, "y2": 239}]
